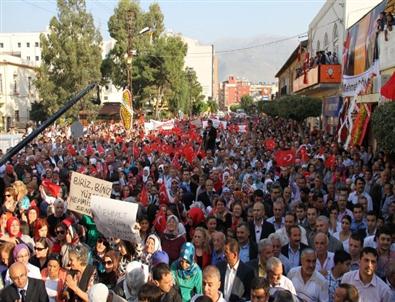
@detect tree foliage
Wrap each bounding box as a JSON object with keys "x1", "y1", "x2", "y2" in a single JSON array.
[
  {"x1": 206, "y1": 99, "x2": 219, "y2": 114},
  {"x1": 262, "y1": 95, "x2": 322, "y2": 122},
  {"x1": 240, "y1": 95, "x2": 255, "y2": 114},
  {"x1": 372, "y1": 102, "x2": 395, "y2": 152},
  {"x1": 105, "y1": 0, "x2": 201, "y2": 117},
  {"x1": 35, "y1": 0, "x2": 102, "y2": 118}
]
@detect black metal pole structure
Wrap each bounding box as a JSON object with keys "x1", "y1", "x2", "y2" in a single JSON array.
[{"x1": 0, "y1": 83, "x2": 97, "y2": 166}]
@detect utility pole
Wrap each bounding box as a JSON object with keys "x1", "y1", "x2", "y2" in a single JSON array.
[{"x1": 124, "y1": 9, "x2": 134, "y2": 126}]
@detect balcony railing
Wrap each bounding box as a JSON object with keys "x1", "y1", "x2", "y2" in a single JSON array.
[{"x1": 293, "y1": 64, "x2": 342, "y2": 92}]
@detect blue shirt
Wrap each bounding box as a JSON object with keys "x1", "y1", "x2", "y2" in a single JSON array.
[
  {"x1": 211, "y1": 250, "x2": 225, "y2": 266},
  {"x1": 239, "y1": 243, "x2": 250, "y2": 263},
  {"x1": 351, "y1": 219, "x2": 367, "y2": 234}
]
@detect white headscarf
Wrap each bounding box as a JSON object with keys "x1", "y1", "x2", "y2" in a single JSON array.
[{"x1": 142, "y1": 166, "x2": 150, "y2": 183}]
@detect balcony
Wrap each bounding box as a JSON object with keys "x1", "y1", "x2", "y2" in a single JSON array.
[{"x1": 293, "y1": 64, "x2": 342, "y2": 93}]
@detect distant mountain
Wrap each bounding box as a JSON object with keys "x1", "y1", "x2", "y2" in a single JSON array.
[{"x1": 214, "y1": 34, "x2": 299, "y2": 83}]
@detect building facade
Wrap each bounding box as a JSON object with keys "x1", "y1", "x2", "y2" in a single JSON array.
[
  {"x1": 0, "y1": 32, "x2": 43, "y2": 131},
  {"x1": 221, "y1": 75, "x2": 250, "y2": 108},
  {"x1": 0, "y1": 55, "x2": 38, "y2": 131}
]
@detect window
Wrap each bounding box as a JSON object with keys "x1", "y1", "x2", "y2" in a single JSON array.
[
  {"x1": 26, "y1": 42, "x2": 30, "y2": 47},
  {"x1": 15, "y1": 110, "x2": 20, "y2": 122},
  {"x1": 28, "y1": 76, "x2": 32, "y2": 93},
  {"x1": 324, "y1": 33, "x2": 329, "y2": 50},
  {"x1": 333, "y1": 23, "x2": 338, "y2": 41},
  {"x1": 316, "y1": 40, "x2": 321, "y2": 52},
  {"x1": 35, "y1": 56, "x2": 39, "y2": 61},
  {"x1": 18, "y1": 42, "x2": 21, "y2": 48},
  {"x1": 26, "y1": 56, "x2": 31, "y2": 61},
  {"x1": 13, "y1": 73, "x2": 18, "y2": 94},
  {"x1": 35, "y1": 42, "x2": 39, "y2": 47},
  {"x1": 0, "y1": 43, "x2": 3, "y2": 48}
]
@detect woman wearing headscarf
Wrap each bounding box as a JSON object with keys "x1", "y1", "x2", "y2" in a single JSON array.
[
  {"x1": 160, "y1": 215, "x2": 186, "y2": 264},
  {"x1": 114, "y1": 261, "x2": 149, "y2": 302},
  {"x1": 142, "y1": 167, "x2": 151, "y2": 184},
  {"x1": 98, "y1": 250, "x2": 120, "y2": 290},
  {"x1": 142, "y1": 234, "x2": 161, "y2": 265},
  {"x1": 170, "y1": 242, "x2": 202, "y2": 302},
  {"x1": 4, "y1": 243, "x2": 41, "y2": 285},
  {"x1": 185, "y1": 207, "x2": 205, "y2": 241}
]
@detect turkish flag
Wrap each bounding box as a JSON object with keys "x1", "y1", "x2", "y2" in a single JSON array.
[
  {"x1": 97, "y1": 145, "x2": 105, "y2": 155},
  {"x1": 140, "y1": 186, "x2": 148, "y2": 207},
  {"x1": 159, "y1": 182, "x2": 169, "y2": 205},
  {"x1": 42, "y1": 179, "x2": 61, "y2": 197},
  {"x1": 86, "y1": 144, "x2": 94, "y2": 156},
  {"x1": 274, "y1": 150, "x2": 296, "y2": 167},
  {"x1": 67, "y1": 144, "x2": 77, "y2": 156},
  {"x1": 325, "y1": 154, "x2": 336, "y2": 169},
  {"x1": 298, "y1": 146, "x2": 310, "y2": 163},
  {"x1": 264, "y1": 139, "x2": 276, "y2": 151}
]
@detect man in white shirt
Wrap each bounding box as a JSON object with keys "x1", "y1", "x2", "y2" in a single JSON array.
[
  {"x1": 218, "y1": 238, "x2": 255, "y2": 302},
  {"x1": 348, "y1": 177, "x2": 373, "y2": 211},
  {"x1": 266, "y1": 200, "x2": 285, "y2": 231},
  {"x1": 265, "y1": 256, "x2": 296, "y2": 295},
  {"x1": 275, "y1": 212, "x2": 308, "y2": 246},
  {"x1": 314, "y1": 232, "x2": 334, "y2": 275},
  {"x1": 191, "y1": 266, "x2": 226, "y2": 302},
  {"x1": 288, "y1": 248, "x2": 329, "y2": 302},
  {"x1": 341, "y1": 247, "x2": 392, "y2": 302}
]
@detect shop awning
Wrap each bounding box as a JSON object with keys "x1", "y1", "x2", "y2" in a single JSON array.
[{"x1": 381, "y1": 71, "x2": 395, "y2": 100}]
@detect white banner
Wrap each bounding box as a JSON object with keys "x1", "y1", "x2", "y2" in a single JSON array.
[
  {"x1": 69, "y1": 172, "x2": 112, "y2": 216},
  {"x1": 91, "y1": 196, "x2": 140, "y2": 242},
  {"x1": 342, "y1": 60, "x2": 380, "y2": 97}
]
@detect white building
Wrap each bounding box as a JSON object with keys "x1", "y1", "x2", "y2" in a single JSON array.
[
  {"x1": 308, "y1": 0, "x2": 383, "y2": 58},
  {"x1": 181, "y1": 36, "x2": 214, "y2": 100},
  {"x1": 0, "y1": 32, "x2": 42, "y2": 131},
  {"x1": 0, "y1": 55, "x2": 38, "y2": 131},
  {"x1": 0, "y1": 32, "x2": 43, "y2": 67}
]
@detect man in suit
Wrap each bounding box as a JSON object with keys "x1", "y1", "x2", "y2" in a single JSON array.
[
  {"x1": 236, "y1": 222, "x2": 258, "y2": 263},
  {"x1": 1, "y1": 262, "x2": 49, "y2": 302},
  {"x1": 247, "y1": 238, "x2": 274, "y2": 278},
  {"x1": 217, "y1": 238, "x2": 255, "y2": 302},
  {"x1": 281, "y1": 225, "x2": 308, "y2": 269},
  {"x1": 249, "y1": 201, "x2": 275, "y2": 244}
]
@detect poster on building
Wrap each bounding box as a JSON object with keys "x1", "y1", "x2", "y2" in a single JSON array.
[
  {"x1": 91, "y1": 196, "x2": 140, "y2": 243},
  {"x1": 323, "y1": 96, "x2": 343, "y2": 117},
  {"x1": 68, "y1": 172, "x2": 113, "y2": 216},
  {"x1": 342, "y1": 1, "x2": 387, "y2": 97}
]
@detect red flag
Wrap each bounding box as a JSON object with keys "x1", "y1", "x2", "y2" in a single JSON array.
[
  {"x1": 325, "y1": 154, "x2": 336, "y2": 169},
  {"x1": 153, "y1": 209, "x2": 167, "y2": 233},
  {"x1": 264, "y1": 139, "x2": 276, "y2": 151},
  {"x1": 86, "y1": 144, "x2": 94, "y2": 156},
  {"x1": 298, "y1": 146, "x2": 310, "y2": 163},
  {"x1": 159, "y1": 182, "x2": 169, "y2": 205},
  {"x1": 183, "y1": 145, "x2": 195, "y2": 164},
  {"x1": 97, "y1": 144, "x2": 105, "y2": 155},
  {"x1": 67, "y1": 144, "x2": 77, "y2": 156},
  {"x1": 140, "y1": 186, "x2": 148, "y2": 207},
  {"x1": 42, "y1": 179, "x2": 61, "y2": 197},
  {"x1": 274, "y1": 150, "x2": 296, "y2": 167}
]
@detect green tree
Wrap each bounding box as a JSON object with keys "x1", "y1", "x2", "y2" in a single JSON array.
[
  {"x1": 206, "y1": 98, "x2": 219, "y2": 114},
  {"x1": 35, "y1": 0, "x2": 102, "y2": 118},
  {"x1": 372, "y1": 102, "x2": 395, "y2": 152},
  {"x1": 230, "y1": 104, "x2": 241, "y2": 112},
  {"x1": 240, "y1": 95, "x2": 254, "y2": 114},
  {"x1": 262, "y1": 95, "x2": 322, "y2": 121}
]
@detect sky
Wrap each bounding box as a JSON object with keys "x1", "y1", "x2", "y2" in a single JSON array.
[{"x1": 0, "y1": 0, "x2": 325, "y2": 46}]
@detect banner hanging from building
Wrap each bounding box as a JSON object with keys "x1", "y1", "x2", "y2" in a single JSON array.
[
  {"x1": 323, "y1": 96, "x2": 343, "y2": 117},
  {"x1": 342, "y1": 1, "x2": 387, "y2": 97}
]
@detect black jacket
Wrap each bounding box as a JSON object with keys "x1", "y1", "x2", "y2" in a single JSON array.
[
  {"x1": 217, "y1": 260, "x2": 255, "y2": 302},
  {"x1": 280, "y1": 243, "x2": 309, "y2": 267},
  {"x1": 249, "y1": 220, "x2": 275, "y2": 243},
  {"x1": 0, "y1": 277, "x2": 49, "y2": 302}
]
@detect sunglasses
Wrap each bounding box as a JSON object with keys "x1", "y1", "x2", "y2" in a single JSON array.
[
  {"x1": 4, "y1": 194, "x2": 11, "y2": 197},
  {"x1": 55, "y1": 230, "x2": 65, "y2": 235},
  {"x1": 104, "y1": 260, "x2": 113, "y2": 266},
  {"x1": 34, "y1": 247, "x2": 46, "y2": 251}
]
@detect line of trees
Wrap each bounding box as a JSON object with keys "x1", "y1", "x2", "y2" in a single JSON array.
[{"x1": 34, "y1": 0, "x2": 210, "y2": 121}]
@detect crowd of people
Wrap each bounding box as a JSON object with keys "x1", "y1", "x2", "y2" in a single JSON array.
[
  {"x1": 295, "y1": 51, "x2": 339, "y2": 79},
  {"x1": 377, "y1": 11, "x2": 395, "y2": 41},
  {"x1": 0, "y1": 114, "x2": 394, "y2": 302}
]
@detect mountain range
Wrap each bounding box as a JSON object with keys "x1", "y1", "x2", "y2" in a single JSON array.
[{"x1": 214, "y1": 34, "x2": 300, "y2": 83}]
